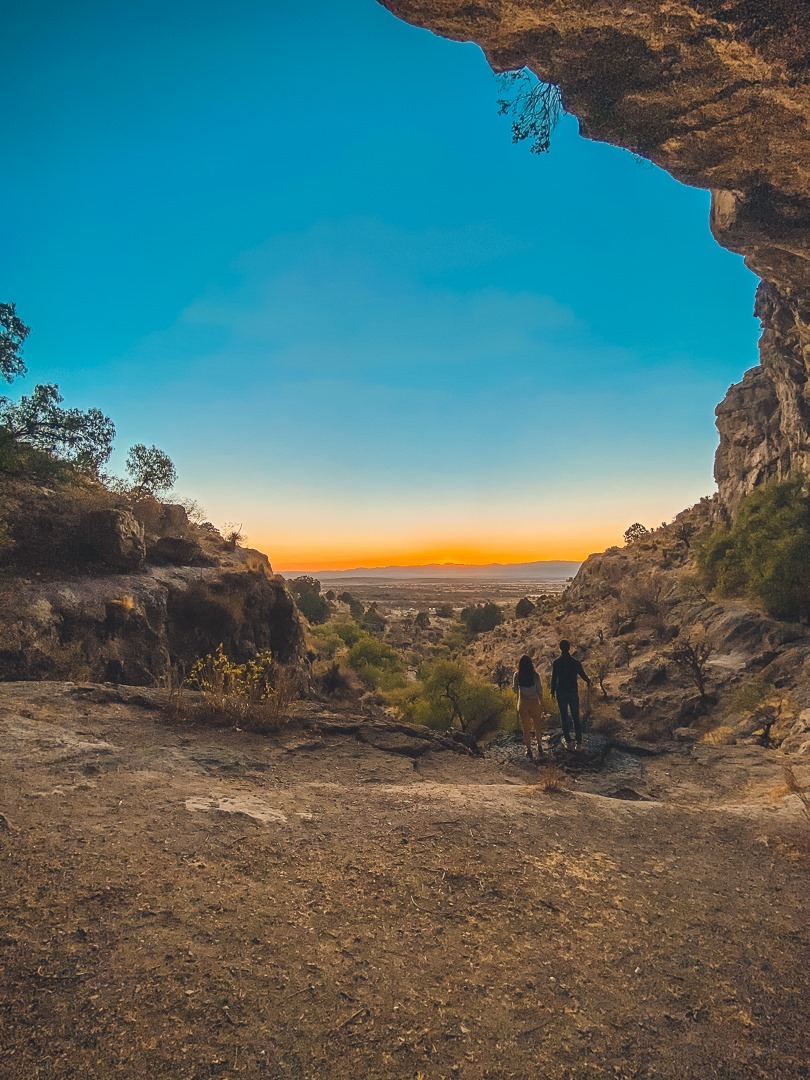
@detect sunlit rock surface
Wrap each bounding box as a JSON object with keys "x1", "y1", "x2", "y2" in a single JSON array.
[{"x1": 381, "y1": 0, "x2": 810, "y2": 504}]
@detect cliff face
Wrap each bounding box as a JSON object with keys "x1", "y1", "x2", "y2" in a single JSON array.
[{"x1": 381, "y1": 0, "x2": 810, "y2": 505}]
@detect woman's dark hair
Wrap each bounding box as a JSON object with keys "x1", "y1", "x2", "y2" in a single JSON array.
[{"x1": 517, "y1": 654, "x2": 536, "y2": 687}]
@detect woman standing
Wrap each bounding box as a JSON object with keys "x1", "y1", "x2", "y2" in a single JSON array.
[{"x1": 512, "y1": 654, "x2": 546, "y2": 761}]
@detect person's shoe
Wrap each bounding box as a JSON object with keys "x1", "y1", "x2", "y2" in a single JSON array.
[
  {"x1": 564, "y1": 739, "x2": 573, "y2": 752},
  {"x1": 574, "y1": 741, "x2": 582, "y2": 752}
]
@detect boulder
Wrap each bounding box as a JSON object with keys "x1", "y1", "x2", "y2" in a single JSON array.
[
  {"x1": 82, "y1": 509, "x2": 145, "y2": 570},
  {"x1": 515, "y1": 597, "x2": 535, "y2": 618},
  {"x1": 159, "y1": 503, "x2": 190, "y2": 533},
  {"x1": 148, "y1": 536, "x2": 216, "y2": 567}
]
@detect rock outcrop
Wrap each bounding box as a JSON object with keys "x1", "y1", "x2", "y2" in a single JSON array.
[
  {"x1": 381, "y1": 0, "x2": 810, "y2": 505},
  {"x1": 0, "y1": 479, "x2": 304, "y2": 684}
]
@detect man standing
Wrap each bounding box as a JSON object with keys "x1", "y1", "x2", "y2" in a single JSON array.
[{"x1": 551, "y1": 640, "x2": 591, "y2": 751}]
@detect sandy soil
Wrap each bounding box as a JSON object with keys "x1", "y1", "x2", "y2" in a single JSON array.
[{"x1": 1, "y1": 682, "x2": 808, "y2": 1079}]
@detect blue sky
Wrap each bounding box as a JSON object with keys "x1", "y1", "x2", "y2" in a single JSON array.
[{"x1": 1, "y1": 0, "x2": 759, "y2": 567}]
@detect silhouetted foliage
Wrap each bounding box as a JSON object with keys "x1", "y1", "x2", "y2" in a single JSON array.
[
  {"x1": 697, "y1": 476, "x2": 810, "y2": 621},
  {"x1": 496, "y1": 69, "x2": 562, "y2": 154},
  {"x1": 491, "y1": 660, "x2": 510, "y2": 689},
  {"x1": 515, "y1": 597, "x2": 535, "y2": 618},
  {"x1": 125, "y1": 443, "x2": 177, "y2": 496},
  {"x1": 414, "y1": 611, "x2": 431, "y2": 630},
  {"x1": 0, "y1": 383, "x2": 114, "y2": 474},
  {"x1": 290, "y1": 576, "x2": 331, "y2": 625},
  {"x1": 0, "y1": 302, "x2": 29, "y2": 383},
  {"x1": 623, "y1": 522, "x2": 651, "y2": 545},
  {"x1": 668, "y1": 634, "x2": 714, "y2": 698}
]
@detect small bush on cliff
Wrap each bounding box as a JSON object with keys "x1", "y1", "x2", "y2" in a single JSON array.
[
  {"x1": 697, "y1": 476, "x2": 810, "y2": 621},
  {"x1": 623, "y1": 522, "x2": 650, "y2": 545}
]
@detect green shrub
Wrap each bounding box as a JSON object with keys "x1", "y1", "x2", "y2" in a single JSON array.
[
  {"x1": 697, "y1": 476, "x2": 810, "y2": 621},
  {"x1": 310, "y1": 619, "x2": 364, "y2": 658},
  {"x1": 346, "y1": 634, "x2": 405, "y2": 691},
  {"x1": 295, "y1": 589, "x2": 331, "y2": 625},
  {"x1": 460, "y1": 602, "x2": 504, "y2": 634},
  {"x1": 289, "y1": 575, "x2": 331, "y2": 625},
  {"x1": 391, "y1": 659, "x2": 513, "y2": 740}
]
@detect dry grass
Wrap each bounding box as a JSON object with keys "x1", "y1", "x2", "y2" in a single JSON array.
[
  {"x1": 534, "y1": 765, "x2": 568, "y2": 793},
  {"x1": 111, "y1": 593, "x2": 136, "y2": 612},
  {"x1": 784, "y1": 765, "x2": 810, "y2": 823},
  {"x1": 172, "y1": 646, "x2": 299, "y2": 734},
  {"x1": 701, "y1": 724, "x2": 736, "y2": 746}
]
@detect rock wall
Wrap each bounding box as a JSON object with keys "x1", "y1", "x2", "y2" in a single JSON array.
[
  {"x1": 0, "y1": 488, "x2": 304, "y2": 684},
  {"x1": 381, "y1": 0, "x2": 810, "y2": 505}
]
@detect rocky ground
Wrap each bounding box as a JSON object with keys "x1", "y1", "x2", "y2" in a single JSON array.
[{"x1": 1, "y1": 681, "x2": 808, "y2": 1079}]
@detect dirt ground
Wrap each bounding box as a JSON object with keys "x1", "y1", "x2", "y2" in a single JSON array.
[{"x1": 1, "y1": 682, "x2": 808, "y2": 1079}]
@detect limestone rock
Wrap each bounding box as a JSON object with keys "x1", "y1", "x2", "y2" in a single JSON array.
[
  {"x1": 148, "y1": 535, "x2": 216, "y2": 567},
  {"x1": 82, "y1": 509, "x2": 145, "y2": 570}
]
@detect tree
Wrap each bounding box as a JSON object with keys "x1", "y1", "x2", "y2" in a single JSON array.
[
  {"x1": 673, "y1": 521, "x2": 696, "y2": 549},
  {"x1": 398, "y1": 660, "x2": 510, "y2": 740},
  {"x1": 290, "y1": 575, "x2": 321, "y2": 597},
  {"x1": 492, "y1": 660, "x2": 510, "y2": 689},
  {"x1": 0, "y1": 383, "x2": 114, "y2": 473},
  {"x1": 435, "y1": 602, "x2": 454, "y2": 619},
  {"x1": 414, "y1": 611, "x2": 431, "y2": 630},
  {"x1": 496, "y1": 69, "x2": 562, "y2": 154},
  {"x1": 289, "y1": 576, "x2": 331, "y2": 625},
  {"x1": 296, "y1": 591, "x2": 331, "y2": 625},
  {"x1": 125, "y1": 443, "x2": 177, "y2": 496},
  {"x1": 668, "y1": 634, "x2": 714, "y2": 698},
  {"x1": 362, "y1": 603, "x2": 386, "y2": 634},
  {"x1": 460, "y1": 602, "x2": 504, "y2": 634},
  {"x1": 624, "y1": 522, "x2": 650, "y2": 545},
  {"x1": 0, "y1": 302, "x2": 29, "y2": 383},
  {"x1": 590, "y1": 646, "x2": 613, "y2": 701},
  {"x1": 515, "y1": 597, "x2": 535, "y2": 618}
]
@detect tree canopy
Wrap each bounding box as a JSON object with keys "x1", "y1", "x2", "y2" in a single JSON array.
[
  {"x1": 0, "y1": 383, "x2": 115, "y2": 474},
  {"x1": 126, "y1": 443, "x2": 177, "y2": 496},
  {"x1": 0, "y1": 302, "x2": 29, "y2": 383}
]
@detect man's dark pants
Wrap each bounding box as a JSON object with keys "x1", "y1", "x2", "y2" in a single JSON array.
[{"x1": 557, "y1": 692, "x2": 582, "y2": 743}]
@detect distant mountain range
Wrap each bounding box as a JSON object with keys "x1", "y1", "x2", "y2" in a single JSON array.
[{"x1": 282, "y1": 561, "x2": 581, "y2": 581}]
